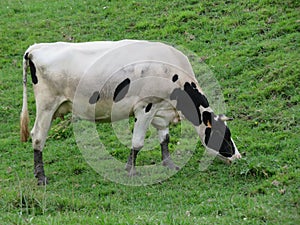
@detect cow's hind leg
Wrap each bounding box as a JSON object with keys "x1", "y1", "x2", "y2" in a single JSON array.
[
  {"x1": 31, "y1": 100, "x2": 60, "y2": 185},
  {"x1": 31, "y1": 111, "x2": 53, "y2": 185},
  {"x1": 34, "y1": 149, "x2": 46, "y2": 185}
]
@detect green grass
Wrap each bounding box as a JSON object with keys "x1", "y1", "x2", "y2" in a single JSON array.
[{"x1": 1, "y1": 0, "x2": 299, "y2": 224}]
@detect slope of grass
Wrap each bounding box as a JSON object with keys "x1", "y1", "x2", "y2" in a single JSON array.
[{"x1": 0, "y1": 0, "x2": 299, "y2": 224}]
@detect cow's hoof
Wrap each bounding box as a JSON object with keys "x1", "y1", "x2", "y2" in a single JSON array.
[
  {"x1": 162, "y1": 159, "x2": 180, "y2": 171},
  {"x1": 37, "y1": 176, "x2": 48, "y2": 185}
]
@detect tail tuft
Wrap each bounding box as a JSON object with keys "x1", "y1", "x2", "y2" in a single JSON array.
[{"x1": 20, "y1": 110, "x2": 30, "y2": 142}]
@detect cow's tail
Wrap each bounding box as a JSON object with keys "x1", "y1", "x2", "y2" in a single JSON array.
[{"x1": 20, "y1": 53, "x2": 30, "y2": 142}]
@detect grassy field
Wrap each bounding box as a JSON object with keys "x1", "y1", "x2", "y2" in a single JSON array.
[{"x1": 0, "y1": 0, "x2": 299, "y2": 224}]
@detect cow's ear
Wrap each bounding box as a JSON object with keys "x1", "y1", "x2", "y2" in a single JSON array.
[{"x1": 219, "y1": 114, "x2": 233, "y2": 122}]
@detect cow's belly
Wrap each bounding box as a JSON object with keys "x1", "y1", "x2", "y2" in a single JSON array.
[
  {"x1": 94, "y1": 98, "x2": 136, "y2": 122},
  {"x1": 71, "y1": 97, "x2": 138, "y2": 122}
]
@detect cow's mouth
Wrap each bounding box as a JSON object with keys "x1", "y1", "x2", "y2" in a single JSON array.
[{"x1": 206, "y1": 147, "x2": 241, "y2": 165}]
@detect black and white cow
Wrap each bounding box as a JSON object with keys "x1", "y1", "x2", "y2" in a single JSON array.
[{"x1": 20, "y1": 40, "x2": 241, "y2": 185}]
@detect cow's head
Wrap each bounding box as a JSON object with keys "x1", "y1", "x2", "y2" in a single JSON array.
[
  {"x1": 202, "y1": 111, "x2": 241, "y2": 163},
  {"x1": 170, "y1": 80, "x2": 241, "y2": 163}
]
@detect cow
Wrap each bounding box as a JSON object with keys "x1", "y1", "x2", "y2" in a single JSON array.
[{"x1": 20, "y1": 40, "x2": 241, "y2": 185}]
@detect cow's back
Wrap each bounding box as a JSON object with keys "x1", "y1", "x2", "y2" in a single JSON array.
[
  {"x1": 25, "y1": 40, "x2": 197, "y2": 121},
  {"x1": 26, "y1": 40, "x2": 194, "y2": 82}
]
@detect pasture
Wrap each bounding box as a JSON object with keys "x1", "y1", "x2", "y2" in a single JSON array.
[{"x1": 0, "y1": 0, "x2": 299, "y2": 224}]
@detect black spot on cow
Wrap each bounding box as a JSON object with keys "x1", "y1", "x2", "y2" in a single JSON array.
[
  {"x1": 145, "y1": 103, "x2": 153, "y2": 113},
  {"x1": 202, "y1": 111, "x2": 213, "y2": 126},
  {"x1": 89, "y1": 91, "x2": 101, "y2": 104},
  {"x1": 170, "y1": 82, "x2": 210, "y2": 126},
  {"x1": 219, "y1": 127, "x2": 235, "y2": 157},
  {"x1": 205, "y1": 126, "x2": 222, "y2": 151},
  {"x1": 134, "y1": 118, "x2": 137, "y2": 122},
  {"x1": 28, "y1": 59, "x2": 38, "y2": 85},
  {"x1": 113, "y1": 78, "x2": 131, "y2": 102},
  {"x1": 172, "y1": 74, "x2": 179, "y2": 82},
  {"x1": 204, "y1": 115, "x2": 235, "y2": 158},
  {"x1": 24, "y1": 52, "x2": 29, "y2": 60},
  {"x1": 204, "y1": 127, "x2": 211, "y2": 145},
  {"x1": 170, "y1": 88, "x2": 202, "y2": 126},
  {"x1": 183, "y1": 82, "x2": 209, "y2": 108}
]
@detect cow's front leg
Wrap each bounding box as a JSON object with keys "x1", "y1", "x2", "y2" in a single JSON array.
[
  {"x1": 125, "y1": 147, "x2": 141, "y2": 176},
  {"x1": 125, "y1": 105, "x2": 153, "y2": 176},
  {"x1": 158, "y1": 129, "x2": 179, "y2": 170}
]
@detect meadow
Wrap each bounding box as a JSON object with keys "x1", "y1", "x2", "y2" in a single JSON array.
[{"x1": 0, "y1": 0, "x2": 299, "y2": 224}]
